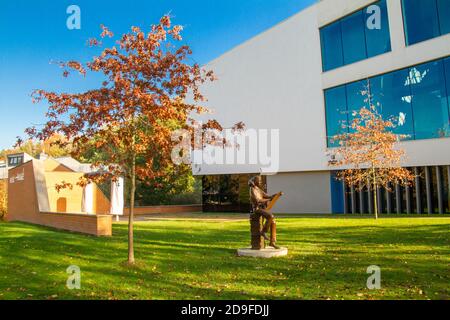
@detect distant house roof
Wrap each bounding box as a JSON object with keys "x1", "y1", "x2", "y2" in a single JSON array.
[{"x1": 1, "y1": 154, "x2": 114, "y2": 179}]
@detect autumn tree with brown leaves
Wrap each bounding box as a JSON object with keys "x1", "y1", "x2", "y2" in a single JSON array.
[
  {"x1": 329, "y1": 86, "x2": 415, "y2": 219},
  {"x1": 25, "y1": 16, "x2": 242, "y2": 264}
]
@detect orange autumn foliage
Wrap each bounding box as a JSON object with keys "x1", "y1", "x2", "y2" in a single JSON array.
[{"x1": 24, "y1": 15, "x2": 243, "y2": 263}]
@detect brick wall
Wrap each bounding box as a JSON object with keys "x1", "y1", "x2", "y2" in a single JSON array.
[
  {"x1": 38, "y1": 212, "x2": 112, "y2": 236},
  {"x1": 7, "y1": 161, "x2": 112, "y2": 236}
]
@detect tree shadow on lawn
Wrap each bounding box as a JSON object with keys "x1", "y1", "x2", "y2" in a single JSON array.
[
  {"x1": 2, "y1": 220, "x2": 449, "y2": 264},
  {"x1": 0, "y1": 221, "x2": 448, "y2": 300},
  {"x1": 282, "y1": 224, "x2": 449, "y2": 247},
  {"x1": 2, "y1": 219, "x2": 449, "y2": 257}
]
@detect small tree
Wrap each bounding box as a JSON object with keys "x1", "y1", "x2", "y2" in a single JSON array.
[
  {"x1": 329, "y1": 86, "x2": 415, "y2": 219},
  {"x1": 24, "y1": 16, "x2": 243, "y2": 264}
]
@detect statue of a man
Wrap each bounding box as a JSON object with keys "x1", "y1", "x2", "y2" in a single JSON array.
[{"x1": 249, "y1": 175, "x2": 280, "y2": 249}]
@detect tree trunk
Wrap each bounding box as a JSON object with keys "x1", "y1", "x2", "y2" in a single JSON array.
[
  {"x1": 128, "y1": 154, "x2": 136, "y2": 264},
  {"x1": 372, "y1": 166, "x2": 378, "y2": 220}
]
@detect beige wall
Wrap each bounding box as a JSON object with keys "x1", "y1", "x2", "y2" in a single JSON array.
[
  {"x1": 44, "y1": 158, "x2": 73, "y2": 172},
  {"x1": 267, "y1": 171, "x2": 332, "y2": 214},
  {"x1": 93, "y1": 186, "x2": 111, "y2": 214},
  {"x1": 45, "y1": 171, "x2": 85, "y2": 213},
  {"x1": 44, "y1": 163, "x2": 110, "y2": 214}
]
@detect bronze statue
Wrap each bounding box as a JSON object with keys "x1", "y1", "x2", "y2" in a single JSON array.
[{"x1": 248, "y1": 175, "x2": 283, "y2": 250}]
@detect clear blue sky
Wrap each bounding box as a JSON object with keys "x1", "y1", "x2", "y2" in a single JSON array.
[{"x1": 0, "y1": 0, "x2": 315, "y2": 150}]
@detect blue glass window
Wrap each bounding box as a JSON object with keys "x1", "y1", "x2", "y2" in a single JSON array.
[
  {"x1": 320, "y1": 0, "x2": 391, "y2": 72},
  {"x1": 320, "y1": 22, "x2": 344, "y2": 72},
  {"x1": 437, "y1": 0, "x2": 450, "y2": 35},
  {"x1": 346, "y1": 80, "x2": 369, "y2": 131},
  {"x1": 365, "y1": 0, "x2": 391, "y2": 57},
  {"x1": 402, "y1": 0, "x2": 449, "y2": 45},
  {"x1": 409, "y1": 60, "x2": 450, "y2": 139},
  {"x1": 444, "y1": 57, "x2": 450, "y2": 124},
  {"x1": 341, "y1": 11, "x2": 367, "y2": 65},
  {"x1": 325, "y1": 86, "x2": 348, "y2": 147},
  {"x1": 324, "y1": 57, "x2": 450, "y2": 147},
  {"x1": 330, "y1": 172, "x2": 345, "y2": 214},
  {"x1": 370, "y1": 69, "x2": 415, "y2": 139}
]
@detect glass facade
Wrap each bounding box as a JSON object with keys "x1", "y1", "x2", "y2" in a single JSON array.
[
  {"x1": 202, "y1": 174, "x2": 262, "y2": 212},
  {"x1": 402, "y1": 0, "x2": 450, "y2": 45},
  {"x1": 438, "y1": 0, "x2": 450, "y2": 36},
  {"x1": 324, "y1": 86, "x2": 348, "y2": 147},
  {"x1": 409, "y1": 60, "x2": 449, "y2": 139},
  {"x1": 365, "y1": 0, "x2": 392, "y2": 57},
  {"x1": 330, "y1": 172, "x2": 345, "y2": 214},
  {"x1": 370, "y1": 68, "x2": 415, "y2": 138},
  {"x1": 341, "y1": 10, "x2": 367, "y2": 65},
  {"x1": 346, "y1": 80, "x2": 369, "y2": 131},
  {"x1": 333, "y1": 166, "x2": 450, "y2": 214},
  {"x1": 320, "y1": 21, "x2": 344, "y2": 71},
  {"x1": 320, "y1": 0, "x2": 391, "y2": 72},
  {"x1": 324, "y1": 57, "x2": 450, "y2": 147}
]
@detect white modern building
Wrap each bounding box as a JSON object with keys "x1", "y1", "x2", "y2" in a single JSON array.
[{"x1": 195, "y1": 0, "x2": 450, "y2": 214}]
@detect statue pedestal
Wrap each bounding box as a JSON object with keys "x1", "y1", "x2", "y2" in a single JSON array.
[{"x1": 237, "y1": 247, "x2": 288, "y2": 258}]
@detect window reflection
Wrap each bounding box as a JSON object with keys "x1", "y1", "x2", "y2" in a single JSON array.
[
  {"x1": 410, "y1": 60, "x2": 449, "y2": 139},
  {"x1": 324, "y1": 57, "x2": 450, "y2": 146},
  {"x1": 346, "y1": 80, "x2": 369, "y2": 133},
  {"x1": 371, "y1": 68, "x2": 415, "y2": 139},
  {"x1": 325, "y1": 86, "x2": 348, "y2": 147},
  {"x1": 405, "y1": 68, "x2": 429, "y2": 86}
]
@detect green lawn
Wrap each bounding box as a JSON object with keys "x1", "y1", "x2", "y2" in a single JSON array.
[{"x1": 0, "y1": 215, "x2": 449, "y2": 300}]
